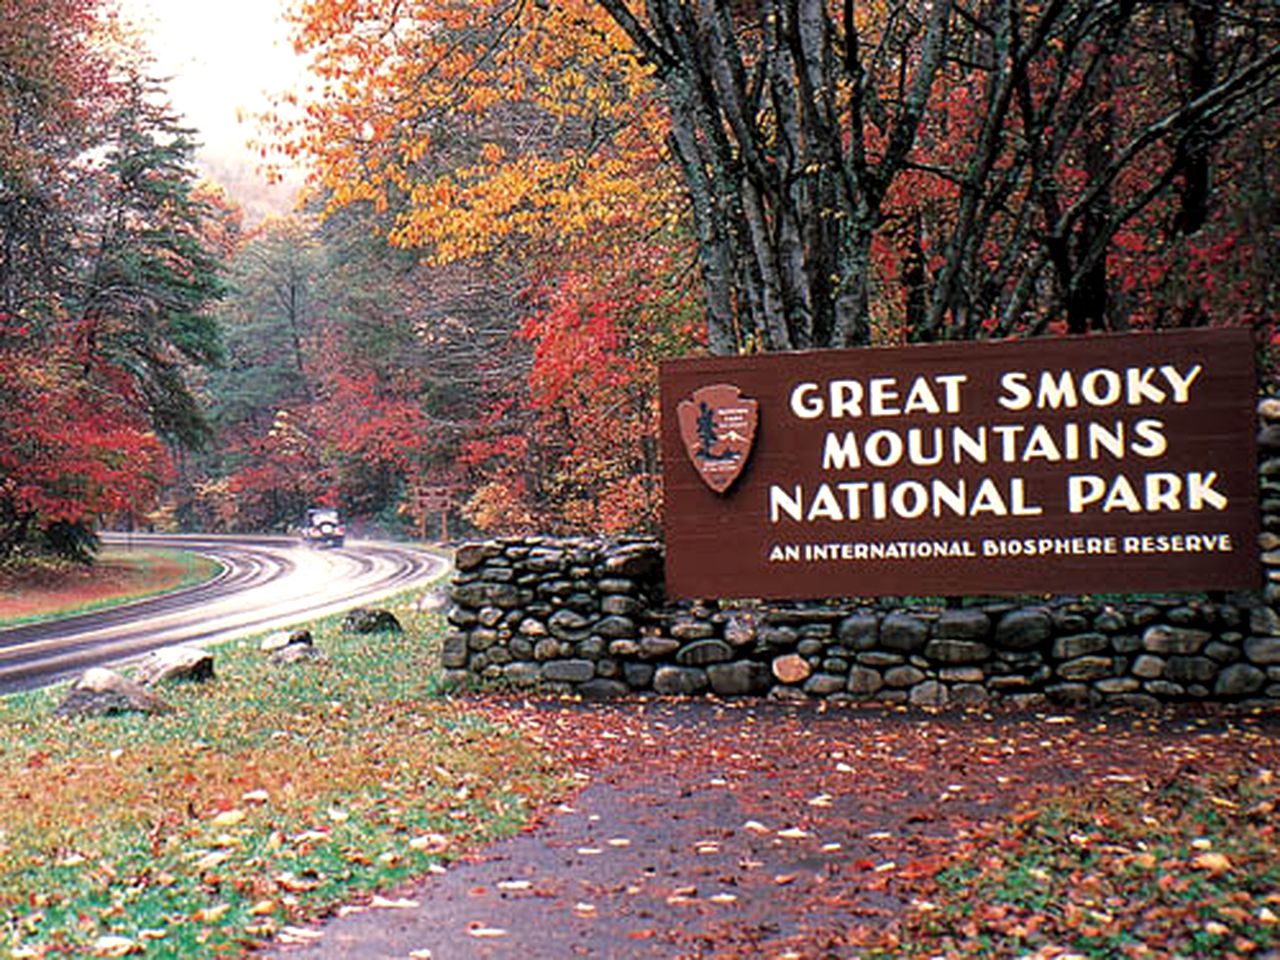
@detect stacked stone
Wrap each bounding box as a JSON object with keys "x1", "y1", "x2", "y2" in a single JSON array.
[
  {"x1": 445, "y1": 537, "x2": 1280, "y2": 707},
  {"x1": 443, "y1": 537, "x2": 666, "y2": 699},
  {"x1": 1258, "y1": 396, "x2": 1280, "y2": 605}
]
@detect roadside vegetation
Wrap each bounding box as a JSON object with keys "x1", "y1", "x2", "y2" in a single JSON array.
[
  {"x1": 0, "y1": 603, "x2": 567, "y2": 958},
  {"x1": 0, "y1": 549, "x2": 222, "y2": 629},
  {"x1": 893, "y1": 768, "x2": 1280, "y2": 958},
  {"x1": 2, "y1": 594, "x2": 1276, "y2": 958}
]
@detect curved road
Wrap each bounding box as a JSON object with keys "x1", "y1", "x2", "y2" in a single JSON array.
[{"x1": 0, "y1": 534, "x2": 449, "y2": 696}]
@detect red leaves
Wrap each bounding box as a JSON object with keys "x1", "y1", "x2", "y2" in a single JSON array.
[
  {"x1": 0, "y1": 345, "x2": 173, "y2": 527},
  {"x1": 518, "y1": 275, "x2": 635, "y2": 411},
  {"x1": 458, "y1": 265, "x2": 693, "y2": 536}
]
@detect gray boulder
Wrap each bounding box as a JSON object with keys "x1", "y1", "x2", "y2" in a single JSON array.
[
  {"x1": 261, "y1": 628, "x2": 313, "y2": 652},
  {"x1": 55, "y1": 668, "x2": 171, "y2": 718},
  {"x1": 271, "y1": 644, "x2": 327, "y2": 665},
  {"x1": 341, "y1": 608, "x2": 403, "y2": 634},
  {"x1": 132, "y1": 645, "x2": 215, "y2": 686}
]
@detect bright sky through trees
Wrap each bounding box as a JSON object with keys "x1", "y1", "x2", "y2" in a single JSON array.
[{"x1": 117, "y1": 0, "x2": 305, "y2": 217}]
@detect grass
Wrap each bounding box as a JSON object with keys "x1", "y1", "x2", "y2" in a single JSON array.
[
  {"x1": 897, "y1": 768, "x2": 1280, "y2": 959},
  {"x1": 0, "y1": 601, "x2": 569, "y2": 958},
  {"x1": 0, "y1": 549, "x2": 222, "y2": 629}
]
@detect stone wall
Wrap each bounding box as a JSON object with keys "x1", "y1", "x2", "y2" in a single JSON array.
[
  {"x1": 442, "y1": 400, "x2": 1280, "y2": 709},
  {"x1": 443, "y1": 538, "x2": 1280, "y2": 708},
  {"x1": 1257, "y1": 397, "x2": 1280, "y2": 600}
]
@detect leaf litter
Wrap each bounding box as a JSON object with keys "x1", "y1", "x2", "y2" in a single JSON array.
[{"x1": 447, "y1": 697, "x2": 1280, "y2": 959}]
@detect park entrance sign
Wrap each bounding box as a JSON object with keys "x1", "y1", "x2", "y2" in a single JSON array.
[{"x1": 660, "y1": 329, "x2": 1260, "y2": 600}]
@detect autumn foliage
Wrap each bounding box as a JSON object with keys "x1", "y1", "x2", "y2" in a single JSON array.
[
  {"x1": 7, "y1": 0, "x2": 1276, "y2": 544},
  {"x1": 254, "y1": 0, "x2": 1279, "y2": 538},
  {"x1": 0, "y1": 0, "x2": 227, "y2": 559},
  {"x1": 0, "y1": 330, "x2": 172, "y2": 556}
]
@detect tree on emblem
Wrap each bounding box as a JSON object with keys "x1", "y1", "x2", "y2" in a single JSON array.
[{"x1": 695, "y1": 401, "x2": 738, "y2": 462}]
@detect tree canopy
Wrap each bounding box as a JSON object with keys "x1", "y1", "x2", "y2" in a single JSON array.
[
  {"x1": 281, "y1": 0, "x2": 1278, "y2": 354},
  {"x1": 5, "y1": 0, "x2": 1276, "y2": 547},
  {"x1": 247, "y1": 0, "x2": 1274, "y2": 535},
  {"x1": 0, "y1": 0, "x2": 228, "y2": 559}
]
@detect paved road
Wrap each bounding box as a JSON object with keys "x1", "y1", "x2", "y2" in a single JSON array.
[{"x1": 0, "y1": 533, "x2": 447, "y2": 695}]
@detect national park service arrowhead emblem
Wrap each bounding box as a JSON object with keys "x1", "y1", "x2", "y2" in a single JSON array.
[{"x1": 677, "y1": 383, "x2": 759, "y2": 494}]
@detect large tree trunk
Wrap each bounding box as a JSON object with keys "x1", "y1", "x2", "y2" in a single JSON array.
[
  {"x1": 595, "y1": 0, "x2": 1279, "y2": 349},
  {"x1": 597, "y1": 0, "x2": 952, "y2": 354}
]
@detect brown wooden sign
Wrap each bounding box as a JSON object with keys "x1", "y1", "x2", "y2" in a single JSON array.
[{"x1": 660, "y1": 329, "x2": 1260, "y2": 600}]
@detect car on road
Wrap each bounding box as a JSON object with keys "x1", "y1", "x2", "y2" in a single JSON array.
[{"x1": 302, "y1": 507, "x2": 346, "y2": 548}]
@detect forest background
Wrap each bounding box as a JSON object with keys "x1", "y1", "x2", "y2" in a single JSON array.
[{"x1": 1, "y1": 0, "x2": 1276, "y2": 561}]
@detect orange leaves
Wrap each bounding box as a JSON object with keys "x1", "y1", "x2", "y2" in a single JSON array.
[
  {"x1": 270, "y1": 0, "x2": 700, "y2": 537},
  {"x1": 279, "y1": 0, "x2": 673, "y2": 267}
]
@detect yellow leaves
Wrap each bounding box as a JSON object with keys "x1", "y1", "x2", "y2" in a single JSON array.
[
  {"x1": 210, "y1": 808, "x2": 246, "y2": 828},
  {"x1": 192, "y1": 903, "x2": 231, "y2": 923},
  {"x1": 1191, "y1": 850, "x2": 1233, "y2": 874},
  {"x1": 279, "y1": 0, "x2": 678, "y2": 266}
]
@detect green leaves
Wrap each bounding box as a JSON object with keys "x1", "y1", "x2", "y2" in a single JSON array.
[{"x1": 0, "y1": 6, "x2": 232, "y2": 559}]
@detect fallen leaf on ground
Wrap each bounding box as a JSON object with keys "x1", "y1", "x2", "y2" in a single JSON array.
[
  {"x1": 211, "y1": 809, "x2": 245, "y2": 827},
  {"x1": 277, "y1": 926, "x2": 323, "y2": 943},
  {"x1": 1192, "y1": 851, "x2": 1232, "y2": 874},
  {"x1": 409, "y1": 833, "x2": 449, "y2": 853},
  {"x1": 467, "y1": 925, "x2": 510, "y2": 938},
  {"x1": 369, "y1": 895, "x2": 420, "y2": 909},
  {"x1": 91, "y1": 936, "x2": 140, "y2": 957}
]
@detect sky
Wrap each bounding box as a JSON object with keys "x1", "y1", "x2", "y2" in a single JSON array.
[{"x1": 117, "y1": 0, "x2": 309, "y2": 220}]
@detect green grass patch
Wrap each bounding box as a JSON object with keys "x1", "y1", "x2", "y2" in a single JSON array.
[
  {"x1": 894, "y1": 769, "x2": 1280, "y2": 958},
  {"x1": 0, "y1": 603, "x2": 568, "y2": 958},
  {"x1": 0, "y1": 548, "x2": 222, "y2": 629}
]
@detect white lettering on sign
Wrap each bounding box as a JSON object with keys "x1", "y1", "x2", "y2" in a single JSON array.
[
  {"x1": 789, "y1": 374, "x2": 968, "y2": 420},
  {"x1": 1065, "y1": 472, "x2": 1228, "y2": 514},
  {"x1": 997, "y1": 364, "x2": 1203, "y2": 411},
  {"x1": 819, "y1": 419, "x2": 1168, "y2": 470},
  {"x1": 769, "y1": 477, "x2": 1043, "y2": 523}
]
